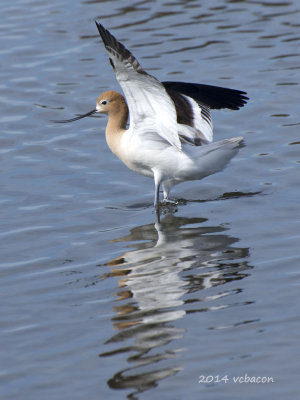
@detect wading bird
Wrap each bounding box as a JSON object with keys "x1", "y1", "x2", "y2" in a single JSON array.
[{"x1": 56, "y1": 22, "x2": 248, "y2": 211}]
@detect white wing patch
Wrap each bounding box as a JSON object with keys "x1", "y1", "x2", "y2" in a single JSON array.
[{"x1": 182, "y1": 95, "x2": 213, "y2": 144}]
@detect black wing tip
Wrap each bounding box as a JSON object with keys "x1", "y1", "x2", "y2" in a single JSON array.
[
  {"x1": 95, "y1": 20, "x2": 104, "y2": 34},
  {"x1": 95, "y1": 20, "x2": 112, "y2": 47},
  {"x1": 94, "y1": 22, "x2": 122, "y2": 71},
  {"x1": 94, "y1": 21, "x2": 148, "y2": 76},
  {"x1": 227, "y1": 93, "x2": 249, "y2": 110},
  {"x1": 94, "y1": 21, "x2": 122, "y2": 55},
  {"x1": 163, "y1": 81, "x2": 249, "y2": 110},
  {"x1": 95, "y1": 20, "x2": 107, "y2": 41},
  {"x1": 95, "y1": 21, "x2": 120, "y2": 54}
]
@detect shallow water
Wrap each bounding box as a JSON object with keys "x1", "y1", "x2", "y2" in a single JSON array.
[{"x1": 1, "y1": 0, "x2": 299, "y2": 399}]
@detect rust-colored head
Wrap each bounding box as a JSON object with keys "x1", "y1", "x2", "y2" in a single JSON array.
[{"x1": 96, "y1": 90, "x2": 127, "y2": 115}]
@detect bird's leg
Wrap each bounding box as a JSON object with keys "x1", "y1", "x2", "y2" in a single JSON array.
[
  {"x1": 153, "y1": 169, "x2": 162, "y2": 210},
  {"x1": 154, "y1": 181, "x2": 162, "y2": 223},
  {"x1": 162, "y1": 182, "x2": 170, "y2": 201},
  {"x1": 154, "y1": 182, "x2": 160, "y2": 210},
  {"x1": 162, "y1": 181, "x2": 177, "y2": 204}
]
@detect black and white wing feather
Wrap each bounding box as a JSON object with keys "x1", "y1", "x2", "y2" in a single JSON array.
[
  {"x1": 96, "y1": 22, "x2": 181, "y2": 150},
  {"x1": 163, "y1": 82, "x2": 248, "y2": 145},
  {"x1": 165, "y1": 88, "x2": 213, "y2": 145},
  {"x1": 163, "y1": 81, "x2": 248, "y2": 110}
]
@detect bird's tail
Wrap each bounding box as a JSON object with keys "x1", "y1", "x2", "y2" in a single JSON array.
[{"x1": 190, "y1": 136, "x2": 244, "y2": 178}]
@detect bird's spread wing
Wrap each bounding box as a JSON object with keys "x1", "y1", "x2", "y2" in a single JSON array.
[
  {"x1": 162, "y1": 81, "x2": 249, "y2": 110},
  {"x1": 163, "y1": 82, "x2": 249, "y2": 145},
  {"x1": 95, "y1": 22, "x2": 181, "y2": 150},
  {"x1": 165, "y1": 88, "x2": 213, "y2": 145}
]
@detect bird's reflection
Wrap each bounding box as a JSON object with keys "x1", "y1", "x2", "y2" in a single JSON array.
[{"x1": 100, "y1": 214, "x2": 251, "y2": 398}]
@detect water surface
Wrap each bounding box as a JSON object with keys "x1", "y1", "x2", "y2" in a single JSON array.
[{"x1": 1, "y1": 0, "x2": 299, "y2": 399}]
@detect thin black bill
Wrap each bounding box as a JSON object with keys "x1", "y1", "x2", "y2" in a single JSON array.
[{"x1": 52, "y1": 109, "x2": 97, "y2": 123}]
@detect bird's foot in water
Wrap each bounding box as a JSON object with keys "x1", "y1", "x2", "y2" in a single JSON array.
[
  {"x1": 162, "y1": 198, "x2": 177, "y2": 206},
  {"x1": 162, "y1": 198, "x2": 187, "y2": 206},
  {"x1": 158, "y1": 198, "x2": 187, "y2": 214}
]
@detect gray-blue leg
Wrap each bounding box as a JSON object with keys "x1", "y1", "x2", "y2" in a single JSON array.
[
  {"x1": 154, "y1": 182, "x2": 160, "y2": 210},
  {"x1": 153, "y1": 170, "x2": 162, "y2": 210},
  {"x1": 162, "y1": 180, "x2": 174, "y2": 202}
]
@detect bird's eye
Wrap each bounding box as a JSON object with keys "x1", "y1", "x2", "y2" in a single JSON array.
[{"x1": 101, "y1": 100, "x2": 108, "y2": 105}]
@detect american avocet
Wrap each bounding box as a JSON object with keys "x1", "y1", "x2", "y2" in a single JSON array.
[{"x1": 56, "y1": 22, "x2": 248, "y2": 210}]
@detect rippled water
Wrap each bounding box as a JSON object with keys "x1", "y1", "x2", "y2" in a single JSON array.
[{"x1": 1, "y1": 0, "x2": 299, "y2": 399}]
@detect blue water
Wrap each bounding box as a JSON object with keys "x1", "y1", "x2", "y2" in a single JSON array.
[{"x1": 1, "y1": 1, "x2": 299, "y2": 399}]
